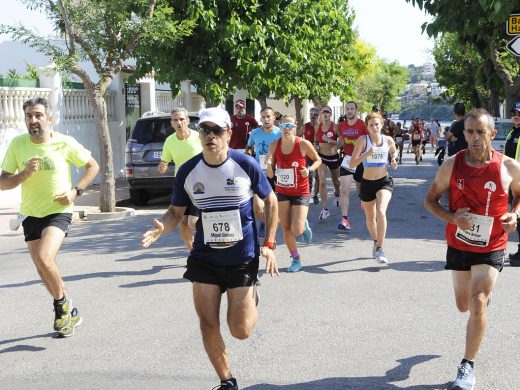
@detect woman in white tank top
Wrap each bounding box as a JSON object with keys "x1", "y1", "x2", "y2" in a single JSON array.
[{"x1": 348, "y1": 111, "x2": 398, "y2": 264}]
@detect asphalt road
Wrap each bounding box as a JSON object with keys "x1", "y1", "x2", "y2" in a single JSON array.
[{"x1": 1, "y1": 150, "x2": 519, "y2": 390}]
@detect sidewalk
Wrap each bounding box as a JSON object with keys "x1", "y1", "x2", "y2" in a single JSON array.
[{"x1": 0, "y1": 178, "x2": 130, "y2": 236}]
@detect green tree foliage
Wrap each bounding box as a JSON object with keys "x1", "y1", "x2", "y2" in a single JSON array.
[
  {"x1": 355, "y1": 58, "x2": 408, "y2": 113},
  {"x1": 432, "y1": 32, "x2": 503, "y2": 110},
  {"x1": 405, "y1": 0, "x2": 520, "y2": 116},
  {"x1": 1, "y1": 0, "x2": 193, "y2": 211},
  {"x1": 137, "y1": 0, "x2": 357, "y2": 119}
]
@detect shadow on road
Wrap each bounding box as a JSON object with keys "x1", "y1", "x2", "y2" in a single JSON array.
[
  {"x1": 243, "y1": 354, "x2": 449, "y2": 390},
  {"x1": 0, "y1": 264, "x2": 186, "y2": 289},
  {"x1": 0, "y1": 332, "x2": 56, "y2": 354},
  {"x1": 271, "y1": 258, "x2": 445, "y2": 275}
]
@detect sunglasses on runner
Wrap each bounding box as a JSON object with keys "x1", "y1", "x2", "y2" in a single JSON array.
[
  {"x1": 281, "y1": 123, "x2": 297, "y2": 129},
  {"x1": 198, "y1": 123, "x2": 227, "y2": 135},
  {"x1": 321, "y1": 110, "x2": 331, "y2": 114}
]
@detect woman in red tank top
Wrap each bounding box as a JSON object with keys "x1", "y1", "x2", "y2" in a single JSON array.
[{"x1": 266, "y1": 115, "x2": 321, "y2": 272}]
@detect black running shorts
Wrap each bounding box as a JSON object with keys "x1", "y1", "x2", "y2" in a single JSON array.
[
  {"x1": 184, "y1": 257, "x2": 259, "y2": 293},
  {"x1": 276, "y1": 193, "x2": 310, "y2": 206},
  {"x1": 22, "y1": 213, "x2": 72, "y2": 242},
  {"x1": 340, "y1": 162, "x2": 364, "y2": 183},
  {"x1": 318, "y1": 152, "x2": 341, "y2": 170},
  {"x1": 359, "y1": 175, "x2": 394, "y2": 202},
  {"x1": 445, "y1": 246, "x2": 505, "y2": 272}
]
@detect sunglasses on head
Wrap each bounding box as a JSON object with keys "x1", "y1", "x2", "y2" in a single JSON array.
[
  {"x1": 198, "y1": 123, "x2": 226, "y2": 135},
  {"x1": 281, "y1": 122, "x2": 297, "y2": 129}
]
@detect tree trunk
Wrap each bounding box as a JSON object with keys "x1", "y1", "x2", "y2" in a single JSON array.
[
  {"x1": 293, "y1": 95, "x2": 304, "y2": 132},
  {"x1": 89, "y1": 88, "x2": 116, "y2": 212},
  {"x1": 256, "y1": 95, "x2": 267, "y2": 109}
]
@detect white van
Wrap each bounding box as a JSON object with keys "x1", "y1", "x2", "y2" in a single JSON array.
[{"x1": 492, "y1": 118, "x2": 512, "y2": 153}]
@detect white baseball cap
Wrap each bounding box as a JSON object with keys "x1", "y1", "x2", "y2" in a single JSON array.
[{"x1": 198, "y1": 107, "x2": 231, "y2": 128}]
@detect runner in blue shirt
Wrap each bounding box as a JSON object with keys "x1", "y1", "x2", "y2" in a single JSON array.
[
  {"x1": 142, "y1": 107, "x2": 279, "y2": 390},
  {"x1": 245, "y1": 106, "x2": 282, "y2": 241}
]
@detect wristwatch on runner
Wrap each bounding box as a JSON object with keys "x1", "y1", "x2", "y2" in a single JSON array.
[
  {"x1": 74, "y1": 186, "x2": 84, "y2": 196},
  {"x1": 262, "y1": 240, "x2": 277, "y2": 250}
]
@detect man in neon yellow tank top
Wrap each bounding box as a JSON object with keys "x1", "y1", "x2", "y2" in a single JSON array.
[
  {"x1": 0, "y1": 97, "x2": 99, "y2": 337},
  {"x1": 159, "y1": 107, "x2": 203, "y2": 251}
]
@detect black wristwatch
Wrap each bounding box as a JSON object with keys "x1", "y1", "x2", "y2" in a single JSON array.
[{"x1": 74, "y1": 186, "x2": 84, "y2": 196}]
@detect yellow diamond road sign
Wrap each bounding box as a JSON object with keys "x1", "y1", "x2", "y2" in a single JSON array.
[{"x1": 508, "y1": 14, "x2": 520, "y2": 35}]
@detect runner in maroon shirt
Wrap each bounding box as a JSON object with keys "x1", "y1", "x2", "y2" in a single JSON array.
[{"x1": 229, "y1": 99, "x2": 258, "y2": 151}]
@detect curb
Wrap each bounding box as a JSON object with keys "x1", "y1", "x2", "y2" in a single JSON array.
[{"x1": 74, "y1": 206, "x2": 135, "y2": 222}]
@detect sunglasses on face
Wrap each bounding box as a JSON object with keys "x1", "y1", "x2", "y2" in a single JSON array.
[
  {"x1": 321, "y1": 110, "x2": 331, "y2": 114},
  {"x1": 198, "y1": 123, "x2": 226, "y2": 135},
  {"x1": 281, "y1": 122, "x2": 297, "y2": 129}
]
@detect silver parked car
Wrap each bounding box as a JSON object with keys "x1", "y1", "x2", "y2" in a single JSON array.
[{"x1": 124, "y1": 111, "x2": 199, "y2": 205}]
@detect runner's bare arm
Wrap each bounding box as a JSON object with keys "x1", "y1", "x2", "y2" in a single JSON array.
[
  {"x1": 261, "y1": 190, "x2": 279, "y2": 276},
  {"x1": 301, "y1": 139, "x2": 321, "y2": 172},
  {"x1": 55, "y1": 157, "x2": 99, "y2": 205},
  {"x1": 387, "y1": 138, "x2": 398, "y2": 170},
  {"x1": 141, "y1": 205, "x2": 186, "y2": 248},
  {"x1": 500, "y1": 156, "x2": 520, "y2": 232},
  {"x1": 0, "y1": 156, "x2": 43, "y2": 190},
  {"x1": 265, "y1": 143, "x2": 276, "y2": 179},
  {"x1": 348, "y1": 136, "x2": 370, "y2": 169},
  {"x1": 424, "y1": 157, "x2": 471, "y2": 228}
]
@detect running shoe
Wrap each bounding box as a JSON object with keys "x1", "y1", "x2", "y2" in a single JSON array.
[
  {"x1": 319, "y1": 208, "x2": 330, "y2": 220},
  {"x1": 448, "y1": 362, "x2": 475, "y2": 390},
  {"x1": 372, "y1": 242, "x2": 378, "y2": 259},
  {"x1": 53, "y1": 297, "x2": 73, "y2": 331},
  {"x1": 338, "y1": 217, "x2": 351, "y2": 231},
  {"x1": 57, "y1": 307, "x2": 82, "y2": 338},
  {"x1": 313, "y1": 195, "x2": 319, "y2": 205},
  {"x1": 375, "y1": 248, "x2": 388, "y2": 264},
  {"x1": 213, "y1": 379, "x2": 239, "y2": 390},
  {"x1": 287, "y1": 258, "x2": 302, "y2": 272},
  {"x1": 334, "y1": 193, "x2": 340, "y2": 207},
  {"x1": 301, "y1": 219, "x2": 313, "y2": 244}
]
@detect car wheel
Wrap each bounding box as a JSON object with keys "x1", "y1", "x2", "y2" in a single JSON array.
[{"x1": 130, "y1": 188, "x2": 150, "y2": 206}]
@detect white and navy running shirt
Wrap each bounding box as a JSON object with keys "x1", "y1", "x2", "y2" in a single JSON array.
[
  {"x1": 171, "y1": 149, "x2": 273, "y2": 266},
  {"x1": 363, "y1": 134, "x2": 390, "y2": 168}
]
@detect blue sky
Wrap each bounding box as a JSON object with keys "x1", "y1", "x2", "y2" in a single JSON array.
[{"x1": 1, "y1": 0, "x2": 434, "y2": 67}]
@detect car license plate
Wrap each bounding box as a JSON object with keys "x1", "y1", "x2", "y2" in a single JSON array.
[{"x1": 152, "y1": 151, "x2": 162, "y2": 159}]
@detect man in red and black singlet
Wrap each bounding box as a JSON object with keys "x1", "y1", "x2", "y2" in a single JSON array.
[
  {"x1": 229, "y1": 99, "x2": 258, "y2": 151},
  {"x1": 409, "y1": 117, "x2": 424, "y2": 165},
  {"x1": 300, "y1": 107, "x2": 320, "y2": 204},
  {"x1": 336, "y1": 101, "x2": 368, "y2": 231},
  {"x1": 381, "y1": 111, "x2": 398, "y2": 137},
  {"x1": 314, "y1": 105, "x2": 341, "y2": 221},
  {"x1": 424, "y1": 108, "x2": 520, "y2": 390}
]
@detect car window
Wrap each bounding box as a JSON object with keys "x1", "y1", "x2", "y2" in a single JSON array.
[
  {"x1": 494, "y1": 120, "x2": 512, "y2": 141},
  {"x1": 131, "y1": 118, "x2": 173, "y2": 144}
]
